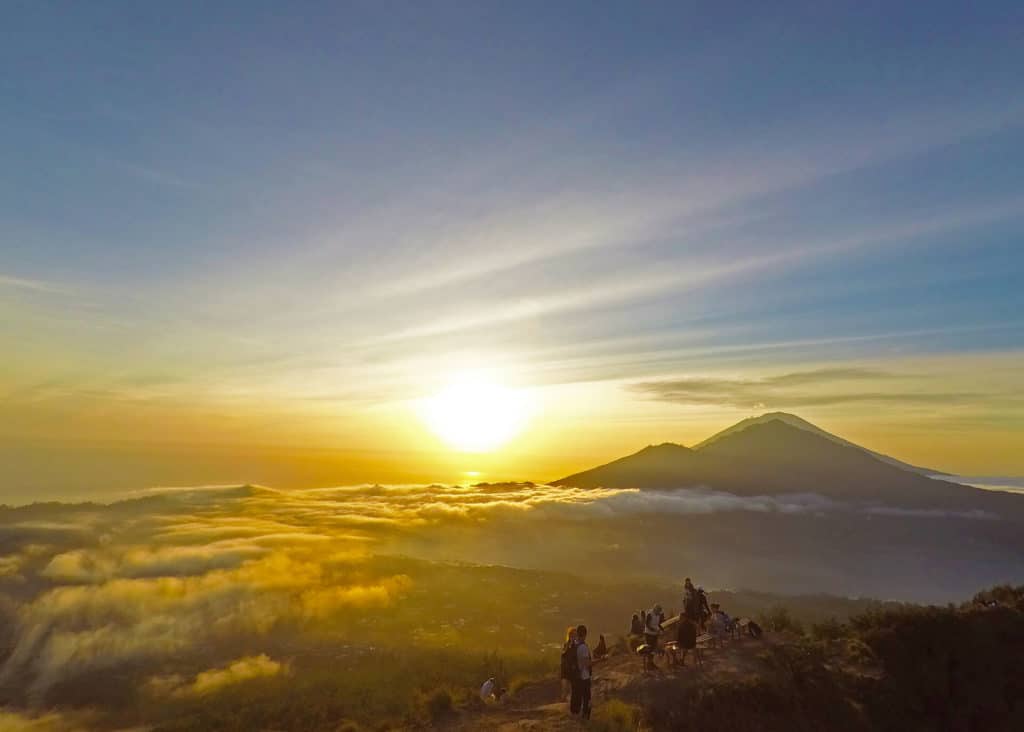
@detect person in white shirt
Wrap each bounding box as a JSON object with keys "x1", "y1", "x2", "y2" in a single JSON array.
[
  {"x1": 479, "y1": 677, "x2": 496, "y2": 702},
  {"x1": 643, "y1": 604, "x2": 663, "y2": 670},
  {"x1": 570, "y1": 624, "x2": 592, "y2": 720},
  {"x1": 479, "y1": 676, "x2": 506, "y2": 703}
]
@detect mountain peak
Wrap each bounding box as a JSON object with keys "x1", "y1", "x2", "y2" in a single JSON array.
[
  {"x1": 553, "y1": 412, "x2": 960, "y2": 502},
  {"x1": 694, "y1": 412, "x2": 942, "y2": 476}
]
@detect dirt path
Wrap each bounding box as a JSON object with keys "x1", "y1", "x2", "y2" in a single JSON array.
[{"x1": 446, "y1": 634, "x2": 788, "y2": 730}]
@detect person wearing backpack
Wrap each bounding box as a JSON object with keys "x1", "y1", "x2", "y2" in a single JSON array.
[
  {"x1": 559, "y1": 626, "x2": 577, "y2": 701},
  {"x1": 570, "y1": 624, "x2": 592, "y2": 720}
]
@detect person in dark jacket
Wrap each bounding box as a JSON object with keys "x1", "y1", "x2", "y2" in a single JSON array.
[
  {"x1": 683, "y1": 578, "x2": 699, "y2": 621},
  {"x1": 697, "y1": 587, "x2": 712, "y2": 630},
  {"x1": 667, "y1": 615, "x2": 701, "y2": 668},
  {"x1": 559, "y1": 626, "x2": 577, "y2": 701}
]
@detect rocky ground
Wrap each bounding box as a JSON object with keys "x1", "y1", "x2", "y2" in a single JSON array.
[{"x1": 446, "y1": 632, "x2": 796, "y2": 730}]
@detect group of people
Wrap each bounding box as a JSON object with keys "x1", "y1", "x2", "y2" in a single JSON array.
[
  {"x1": 559, "y1": 624, "x2": 606, "y2": 720},
  {"x1": 538, "y1": 578, "x2": 745, "y2": 720},
  {"x1": 629, "y1": 577, "x2": 740, "y2": 671}
]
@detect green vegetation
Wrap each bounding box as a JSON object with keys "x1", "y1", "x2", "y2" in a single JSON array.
[
  {"x1": 591, "y1": 698, "x2": 643, "y2": 732},
  {"x1": 631, "y1": 585, "x2": 1024, "y2": 731},
  {"x1": 640, "y1": 641, "x2": 868, "y2": 731},
  {"x1": 757, "y1": 605, "x2": 805, "y2": 635},
  {"x1": 850, "y1": 589, "x2": 1024, "y2": 731},
  {"x1": 147, "y1": 647, "x2": 546, "y2": 731}
]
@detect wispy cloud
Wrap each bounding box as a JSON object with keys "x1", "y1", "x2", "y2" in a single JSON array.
[
  {"x1": 629, "y1": 367, "x2": 989, "y2": 409},
  {"x1": 0, "y1": 274, "x2": 69, "y2": 295}
]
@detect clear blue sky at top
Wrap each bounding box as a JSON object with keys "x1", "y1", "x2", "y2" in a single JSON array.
[{"x1": 2, "y1": 1, "x2": 1023, "y2": 393}]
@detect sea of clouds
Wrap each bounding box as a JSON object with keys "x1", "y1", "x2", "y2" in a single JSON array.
[{"x1": 0, "y1": 480, "x2": 1007, "y2": 728}]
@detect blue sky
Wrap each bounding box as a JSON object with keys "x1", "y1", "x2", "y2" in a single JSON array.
[{"x1": 2, "y1": 2, "x2": 1024, "y2": 497}]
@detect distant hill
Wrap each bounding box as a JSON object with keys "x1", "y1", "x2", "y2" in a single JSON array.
[
  {"x1": 694, "y1": 411, "x2": 945, "y2": 476},
  {"x1": 554, "y1": 414, "x2": 1016, "y2": 512}
]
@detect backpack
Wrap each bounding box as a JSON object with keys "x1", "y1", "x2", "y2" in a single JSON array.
[
  {"x1": 747, "y1": 620, "x2": 763, "y2": 639},
  {"x1": 560, "y1": 642, "x2": 579, "y2": 680}
]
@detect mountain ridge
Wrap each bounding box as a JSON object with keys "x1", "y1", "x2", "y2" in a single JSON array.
[{"x1": 553, "y1": 413, "x2": 1018, "y2": 512}]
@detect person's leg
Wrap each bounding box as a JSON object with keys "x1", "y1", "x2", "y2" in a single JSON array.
[
  {"x1": 569, "y1": 678, "x2": 581, "y2": 714},
  {"x1": 581, "y1": 679, "x2": 592, "y2": 720}
]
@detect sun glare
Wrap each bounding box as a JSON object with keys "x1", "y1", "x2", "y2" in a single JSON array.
[{"x1": 421, "y1": 373, "x2": 531, "y2": 452}]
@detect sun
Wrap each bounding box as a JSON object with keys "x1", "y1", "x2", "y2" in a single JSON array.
[{"x1": 421, "y1": 373, "x2": 531, "y2": 452}]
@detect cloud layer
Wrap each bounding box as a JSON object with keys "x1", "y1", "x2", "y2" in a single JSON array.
[{"x1": 0, "y1": 479, "x2": 1010, "y2": 712}]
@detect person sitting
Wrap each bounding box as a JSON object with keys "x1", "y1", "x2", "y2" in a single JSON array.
[
  {"x1": 707, "y1": 604, "x2": 727, "y2": 645},
  {"x1": 593, "y1": 634, "x2": 608, "y2": 661},
  {"x1": 628, "y1": 613, "x2": 643, "y2": 651},
  {"x1": 479, "y1": 676, "x2": 507, "y2": 702},
  {"x1": 642, "y1": 604, "x2": 663, "y2": 671},
  {"x1": 709, "y1": 603, "x2": 735, "y2": 644}
]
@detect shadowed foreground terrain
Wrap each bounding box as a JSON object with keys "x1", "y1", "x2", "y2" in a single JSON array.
[{"x1": 452, "y1": 586, "x2": 1024, "y2": 732}]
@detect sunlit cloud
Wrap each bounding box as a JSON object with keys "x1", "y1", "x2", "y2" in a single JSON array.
[{"x1": 146, "y1": 654, "x2": 286, "y2": 698}]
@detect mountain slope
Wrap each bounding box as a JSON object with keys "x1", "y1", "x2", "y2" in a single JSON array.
[
  {"x1": 554, "y1": 414, "x2": 1016, "y2": 511},
  {"x1": 694, "y1": 411, "x2": 944, "y2": 476}
]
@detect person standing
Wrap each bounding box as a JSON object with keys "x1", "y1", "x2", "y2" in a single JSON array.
[
  {"x1": 697, "y1": 587, "x2": 712, "y2": 630},
  {"x1": 570, "y1": 624, "x2": 592, "y2": 720},
  {"x1": 560, "y1": 626, "x2": 578, "y2": 702},
  {"x1": 683, "y1": 578, "x2": 699, "y2": 623}
]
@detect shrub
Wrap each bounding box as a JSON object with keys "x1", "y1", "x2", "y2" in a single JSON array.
[
  {"x1": 758, "y1": 605, "x2": 804, "y2": 635},
  {"x1": 810, "y1": 616, "x2": 846, "y2": 642},
  {"x1": 415, "y1": 687, "x2": 454, "y2": 723},
  {"x1": 639, "y1": 648, "x2": 868, "y2": 732},
  {"x1": 848, "y1": 602, "x2": 1024, "y2": 731},
  {"x1": 591, "y1": 698, "x2": 641, "y2": 732}
]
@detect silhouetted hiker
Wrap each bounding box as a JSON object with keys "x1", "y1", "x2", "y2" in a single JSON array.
[
  {"x1": 570, "y1": 624, "x2": 592, "y2": 720},
  {"x1": 593, "y1": 633, "x2": 608, "y2": 661},
  {"x1": 559, "y1": 626, "x2": 578, "y2": 701},
  {"x1": 668, "y1": 615, "x2": 701, "y2": 668},
  {"x1": 683, "y1": 578, "x2": 699, "y2": 622},
  {"x1": 630, "y1": 613, "x2": 643, "y2": 635},
  {"x1": 697, "y1": 587, "x2": 712, "y2": 629}
]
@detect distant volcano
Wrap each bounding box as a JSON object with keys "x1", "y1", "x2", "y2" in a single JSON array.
[
  {"x1": 693, "y1": 411, "x2": 944, "y2": 476},
  {"x1": 553, "y1": 413, "x2": 1019, "y2": 514}
]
